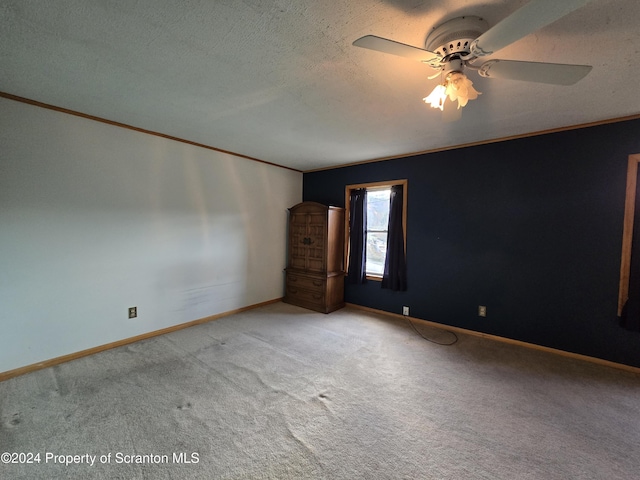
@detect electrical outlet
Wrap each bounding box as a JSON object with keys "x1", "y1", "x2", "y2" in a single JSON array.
[
  {"x1": 402, "y1": 306, "x2": 409, "y2": 316},
  {"x1": 128, "y1": 306, "x2": 137, "y2": 319},
  {"x1": 478, "y1": 305, "x2": 486, "y2": 317}
]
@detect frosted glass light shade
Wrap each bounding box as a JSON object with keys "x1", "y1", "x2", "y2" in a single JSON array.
[
  {"x1": 423, "y1": 84, "x2": 447, "y2": 110},
  {"x1": 424, "y1": 72, "x2": 480, "y2": 112},
  {"x1": 445, "y1": 72, "x2": 480, "y2": 108}
]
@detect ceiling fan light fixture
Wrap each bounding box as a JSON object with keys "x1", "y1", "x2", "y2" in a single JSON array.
[
  {"x1": 424, "y1": 71, "x2": 480, "y2": 112},
  {"x1": 445, "y1": 72, "x2": 480, "y2": 109},
  {"x1": 423, "y1": 84, "x2": 447, "y2": 110}
]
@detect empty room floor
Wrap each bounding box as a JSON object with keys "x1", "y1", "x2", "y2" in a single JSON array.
[{"x1": 1, "y1": 302, "x2": 639, "y2": 479}]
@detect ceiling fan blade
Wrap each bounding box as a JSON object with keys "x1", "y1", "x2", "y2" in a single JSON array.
[
  {"x1": 353, "y1": 35, "x2": 442, "y2": 64},
  {"x1": 471, "y1": 0, "x2": 594, "y2": 56},
  {"x1": 478, "y1": 59, "x2": 592, "y2": 85}
]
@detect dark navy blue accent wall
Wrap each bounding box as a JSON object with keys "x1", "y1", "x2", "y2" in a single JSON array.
[{"x1": 303, "y1": 119, "x2": 640, "y2": 367}]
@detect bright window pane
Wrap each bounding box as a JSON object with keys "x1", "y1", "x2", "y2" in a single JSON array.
[
  {"x1": 366, "y1": 231, "x2": 387, "y2": 275},
  {"x1": 367, "y1": 189, "x2": 390, "y2": 230},
  {"x1": 366, "y1": 188, "x2": 390, "y2": 276}
]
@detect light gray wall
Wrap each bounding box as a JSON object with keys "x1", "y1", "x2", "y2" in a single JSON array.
[{"x1": 0, "y1": 97, "x2": 302, "y2": 373}]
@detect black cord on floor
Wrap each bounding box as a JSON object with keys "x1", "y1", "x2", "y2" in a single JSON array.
[{"x1": 403, "y1": 315, "x2": 458, "y2": 346}]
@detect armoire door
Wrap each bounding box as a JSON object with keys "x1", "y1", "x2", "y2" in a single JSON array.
[
  {"x1": 288, "y1": 212, "x2": 309, "y2": 271},
  {"x1": 289, "y1": 210, "x2": 326, "y2": 272},
  {"x1": 305, "y1": 211, "x2": 326, "y2": 273}
]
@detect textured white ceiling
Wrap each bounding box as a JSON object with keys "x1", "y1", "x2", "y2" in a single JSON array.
[{"x1": 1, "y1": 0, "x2": 639, "y2": 171}]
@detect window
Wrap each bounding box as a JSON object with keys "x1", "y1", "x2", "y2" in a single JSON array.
[
  {"x1": 365, "y1": 187, "x2": 391, "y2": 276},
  {"x1": 345, "y1": 180, "x2": 407, "y2": 281}
]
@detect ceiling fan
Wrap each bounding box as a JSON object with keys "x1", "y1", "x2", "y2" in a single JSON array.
[{"x1": 353, "y1": 0, "x2": 594, "y2": 120}]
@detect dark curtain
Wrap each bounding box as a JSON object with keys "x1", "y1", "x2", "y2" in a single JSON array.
[
  {"x1": 347, "y1": 188, "x2": 367, "y2": 285},
  {"x1": 620, "y1": 171, "x2": 640, "y2": 331},
  {"x1": 381, "y1": 184, "x2": 407, "y2": 291}
]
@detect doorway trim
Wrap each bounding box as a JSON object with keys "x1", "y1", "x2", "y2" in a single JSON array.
[{"x1": 618, "y1": 154, "x2": 640, "y2": 316}]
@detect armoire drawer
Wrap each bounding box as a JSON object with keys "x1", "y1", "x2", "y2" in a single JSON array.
[
  {"x1": 286, "y1": 273, "x2": 325, "y2": 291},
  {"x1": 285, "y1": 285, "x2": 325, "y2": 306}
]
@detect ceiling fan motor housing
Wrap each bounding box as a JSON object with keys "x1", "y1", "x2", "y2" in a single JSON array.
[{"x1": 425, "y1": 16, "x2": 489, "y2": 65}]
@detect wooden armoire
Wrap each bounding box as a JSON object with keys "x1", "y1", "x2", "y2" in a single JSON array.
[{"x1": 283, "y1": 202, "x2": 345, "y2": 313}]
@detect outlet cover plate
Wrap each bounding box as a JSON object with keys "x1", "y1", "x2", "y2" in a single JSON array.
[
  {"x1": 402, "y1": 306, "x2": 409, "y2": 316},
  {"x1": 129, "y1": 307, "x2": 137, "y2": 319},
  {"x1": 478, "y1": 305, "x2": 486, "y2": 317}
]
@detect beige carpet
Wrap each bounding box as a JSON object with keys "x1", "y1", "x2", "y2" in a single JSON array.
[{"x1": 1, "y1": 302, "x2": 639, "y2": 479}]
